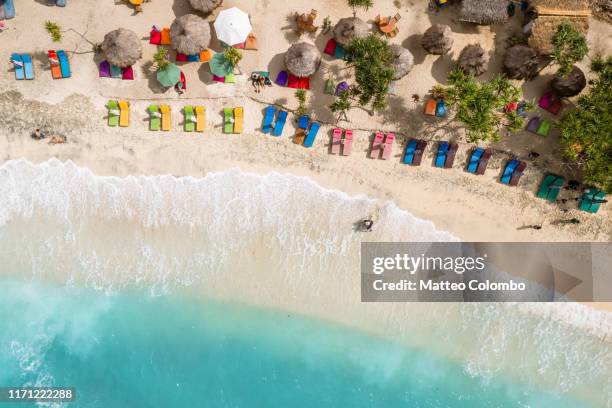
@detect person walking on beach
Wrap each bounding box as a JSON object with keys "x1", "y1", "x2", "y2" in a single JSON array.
[{"x1": 359, "y1": 218, "x2": 374, "y2": 232}]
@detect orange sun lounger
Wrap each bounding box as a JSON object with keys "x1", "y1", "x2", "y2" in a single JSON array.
[
  {"x1": 160, "y1": 28, "x2": 172, "y2": 45},
  {"x1": 47, "y1": 50, "x2": 62, "y2": 79}
]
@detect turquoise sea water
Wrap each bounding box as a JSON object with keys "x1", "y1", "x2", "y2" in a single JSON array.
[{"x1": 0, "y1": 278, "x2": 600, "y2": 408}]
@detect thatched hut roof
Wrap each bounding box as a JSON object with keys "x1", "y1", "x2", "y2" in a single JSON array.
[
  {"x1": 421, "y1": 24, "x2": 453, "y2": 55},
  {"x1": 551, "y1": 65, "x2": 586, "y2": 97},
  {"x1": 457, "y1": 44, "x2": 489, "y2": 76},
  {"x1": 189, "y1": 0, "x2": 223, "y2": 14},
  {"x1": 170, "y1": 14, "x2": 211, "y2": 55},
  {"x1": 390, "y1": 44, "x2": 414, "y2": 80},
  {"x1": 528, "y1": 0, "x2": 590, "y2": 54},
  {"x1": 530, "y1": 0, "x2": 590, "y2": 12},
  {"x1": 503, "y1": 45, "x2": 539, "y2": 80},
  {"x1": 285, "y1": 42, "x2": 321, "y2": 77},
  {"x1": 333, "y1": 17, "x2": 369, "y2": 47},
  {"x1": 459, "y1": 0, "x2": 508, "y2": 24},
  {"x1": 100, "y1": 28, "x2": 142, "y2": 68}
]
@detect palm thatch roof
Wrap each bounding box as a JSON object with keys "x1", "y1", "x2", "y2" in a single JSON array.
[
  {"x1": 100, "y1": 28, "x2": 142, "y2": 68},
  {"x1": 333, "y1": 17, "x2": 369, "y2": 47},
  {"x1": 503, "y1": 45, "x2": 539, "y2": 80},
  {"x1": 189, "y1": 0, "x2": 223, "y2": 14},
  {"x1": 170, "y1": 14, "x2": 211, "y2": 56},
  {"x1": 285, "y1": 42, "x2": 321, "y2": 77},
  {"x1": 457, "y1": 44, "x2": 489, "y2": 76},
  {"x1": 551, "y1": 65, "x2": 586, "y2": 97},
  {"x1": 530, "y1": 0, "x2": 590, "y2": 12},
  {"x1": 390, "y1": 44, "x2": 414, "y2": 80},
  {"x1": 528, "y1": 0, "x2": 590, "y2": 54},
  {"x1": 421, "y1": 24, "x2": 453, "y2": 55},
  {"x1": 459, "y1": 0, "x2": 508, "y2": 24}
]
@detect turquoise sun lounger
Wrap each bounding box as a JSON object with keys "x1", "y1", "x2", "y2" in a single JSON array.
[
  {"x1": 11, "y1": 53, "x2": 24, "y2": 80},
  {"x1": 304, "y1": 122, "x2": 320, "y2": 148},
  {"x1": 501, "y1": 159, "x2": 519, "y2": 184},
  {"x1": 57, "y1": 50, "x2": 71, "y2": 78},
  {"x1": 3, "y1": 0, "x2": 16, "y2": 19},
  {"x1": 272, "y1": 110, "x2": 287, "y2": 137},
  {"x1": 22, "y1": 54, "x2": 34, "y2": 80},
  {"x1": 467, "y1": 148, "x2": 485, "y2": 173},
  {"x1": 537, "y1": 174, "x2": 565, "y2": 202},
  {"x1": 435, "y1": 142, "x2": 448, "y2": 167},
  {"x1": 579, "y1": 189, "x2": 606, "y2": 213},
  {"x1": 262, "y1": 106, "x2": 275, "y2": 134}
]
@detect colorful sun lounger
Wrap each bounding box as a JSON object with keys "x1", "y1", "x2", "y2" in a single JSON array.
[
  {"x1": 444, "y1": 142, "x2": 458, "y2": 168},
  {"x1": 435, "y1": 100, "x2": 447, "y2": 117},
  {"x1": 342, "y1": 130, "x2": 353, "y2": 156},
  {"x1": 370, "y1": 132, "x2": 384, "y2": 159},
  {"x1": 110, "y1": 64, "x2": 122, "y2": 78},
  {"x1": 509, "y1": 161, "x2": 526, "y2": 186},
  {"x1": 526, "y1": 117, "x2": 541, "y2": 134},
  {"x1": 298, "y1": 77, "x2": 310, "y2": 90},
  {"x1": 324, "y1": 38, "x2": 336, "y2": 55},
  {"x1": 476, "y1": 148, "x2": 492, "y2": 175},
  {"x1": 148, "y1": 105, "x2": 161, "y2": 131},
  {"x1": 304, "y1": 122, "x2": 320, "y2": 148},
  {"x1": 233, "y1": 107, "x2": 243, "y2": 134},
  {"x1": 538, "y1": 91, "x2": 561, "y2": 115},
  {"x1": 501, "y1": 159, "x2": 519, "y2": 184},
  {"x1": 331, "y1": 128, "x2": 342, "y2": 154},
  {"x1": 262, "y1": 106, "x2": 276, "y2": 134},
  {"x1": 99, "y1": 61, "x2": 111, "y2": 78},
  {"x1": 195, "y1": 106, "x2": 205, "y2": 132},
  {"x1": 579, "y1": 189, "x2": 606, "y2": 213},
  {"x1": 122, "y1": 66, "x2": 134, "y2": 80},
  {"x1": 223, "y1": 108, "x2": 234, "y2": 134},
  {"x1": 160, "y1": 105, "x2": 171, "y2": 131},
  {"x1": 435, "y1": 142, "x2": 449, "y2": 168},
  {"x1": 467, "y1": 147, "x2": 485, "y2": 173},
  {"x1": 47, "y1": 50, "x2": 62, "y2": 79},
  {"x1": 272, "y1": 110, "x2": 287, "y2": 137},
  {"x1": 10, "y1": 53, "x2": 24, "y2": 80},
  {"x1": 536, "y1": 119, "x2": 551, "y2": 136},
  {"x1": 287, "y1": 74, "x2": 299, "y2": 89},
  {"x1": 537, "y1": 174, "x2": 565, "y2": 202},
  {"x1": 107, "y1": 100, "x2": 119, "y2": 127},
  {"x1": 57, "y1": 50, "x2": 70, "y2": 78},
  {"x1": 294, "y1": 115, "x2": 309, "y2": 145},
  {"x1": 184, "y1": 105, "x2": 195, "y2": 132},
  {"x1": 160, "y1": 28, "x2": 171, "y2": 45},
  {"x1": 334, "y1": 44, "x2": 346, "y2": 60},
  {"x1": 424, "y1": 99, "x2": 436, "y2": 116},
  {"x1": 413, "y1": 140, "x2": 427, "y2": 166},
  {"x1": 382, "y1": 133, "x2": 395, "y2": 160},
  {"x1": 276, "y1": 70, "x2": 288, "y2": 86},
  {"x1": 22, "y1": 54, "x2": 34, "y2": 80},
  {"x1": 150, "y1": 27, "x2": 161, "y2": 45},
  {"x1": 298, "y1": 114, "x2": 309, "y2": 129},
  {"x1": 403, "y1": 139, "x2": 418, "y2": 165},
  {"x1": 118, "y1": 100, "x2": 129, "y2": 127},
  {"x1": 3, "y1": 0, "x2": 15, "y2": 19},
  {"x1": 56, "y1": 0, "x2": 66, "y2": 7}
]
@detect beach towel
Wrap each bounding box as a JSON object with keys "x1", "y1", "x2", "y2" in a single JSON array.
[
  {"x1": 47, "y1": 50, "x2": 62, "y2": 79},
  {"x1": 195, "y1": 106, "x2": 205, "y2": 132},
  {"x1": 324, "y1": 39, "x2": 336, "y2": 55},
  {"x1": 160, "y1": 28, "x2": 171, "y2": 45},
  {"x1": 122, "y1": 66, "x2": 134, "y2": 80},
  {"x1": 331, "y1": 128, "x2": 342, "y2": 154},
  {"x1": 275, "y1": 71, "x2": 288, "y2": 86},
  {"x1": 99, "y1": 61, "x2": 111, "y2": 78},
  {"x1": 223, "y1": 108, "x2": 234, "y2": 134},
  {"x1": 476, "y1": 148, "x2": 492, "y2": 175},
  {"x1": 435, "y1": 142, "x2": 448, "y2": 167},
  {"x1": 501, "y1": 159, "x2": 519, "y2": 184},
  {"x1": 298, "y1": 77, "x2": 310, "y2": 90},
  {"x1": 262, "y1": 106, "x2": 276, "y2": 134},
  {"x1": 184, "y1": 106, "x2": 195, "y2": 132},
  {"x1": 444, "y1": 142, "x2": 458, "y2": 168},
  {"x1": 233, "y1": 107, "x2": 243, "y2": 134},
  {"x1": 342, "y1": 130, "x2": 353, "y2": 156},
  {"x1": 304, "y1": 122, "x2": 320, "y2": 148},
  {"x1": 160, "y1": 105, "x2": 171, "y2": 131},
  {"x1": 287, "y1": 74, "x2": 299, "y2": 89},
  {"x1": 467, "y1": 148, "x2": 485, "y2": 173},
  {"x1": 272, "y1": 110, "x2": 287, "y2": 137},
  {"x1": 370, "y1": 132, "x2": 384, "y2": 159},
  {"x1": 148, "y1": 105, "x2": 161, "y2": 131},
  {"x1": 150, "y1": 28, "x2": 161, "y2": 45},
  {"x1": 403, "y1": 139, "x2": 417, "y2": 165},
  {"x1": 118, "y1": 100, "x2": 129, "y2": 127},
  {"x1": 11, "y1": 53, "x2": 24, "y2": 80},
  {"x1": 107, "y1": 100, "x2": 119, "y2": 127},
  {"x1": 57, "y1": 50, "x2": 70, "y2": 78},
  {"x1": 382, "y1": 133, "x2": 394, "y2": 160}
]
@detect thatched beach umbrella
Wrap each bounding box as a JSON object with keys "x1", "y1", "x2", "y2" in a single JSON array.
[
  {"x1": 422, "y1": 24, "x2": 453, "y2": 55},
  {"x1": 284, "y1": 42, "x2": 321, "y2": 78},
  {"x1": 457, "y1": 44, "x2": 489, "y2": 76},
  {"x1": 503, "y1": 45, "x2": 539, "y2": 80},
  {"x1": 459, "y1": 0, "x2": 508, "y2": 25},
  {"x1": 333, "y1": 17, "x2": 368, "y2": 47},
  {"x1": 551, "y1": 65, "x2": 586, "y2": 97},
  {"x1": 170, "y1": 14, "x2": 211, "y2": 56},
  {"x1": 390, "y1": 44, "x2": 414, "y2": 80},
  {"x1": 189, "y1": 0, "x2": 222, "y2": 14},
  {"x1": 100, "y1": 28, "x2": 142, "y2": 68}
]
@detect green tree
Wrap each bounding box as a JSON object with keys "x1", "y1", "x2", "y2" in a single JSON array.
[
  {"x1": 295, "y1": 89, "x2": 307, "y2": 116},
  {"x1": 557, "y1": 57, "x2": 612, "y2": 193},
  {"x1": 347, "y1": 0, "x2": 373, "y2": 15},
  {"x1": 329, "y1": 90, "x2": 353, "y2": 122},
  {"x1": 45, "y1": 21, "x2": 62, "y2": 42},
  {"x1": 551, "y1": 21, "x2": 588, "y2": 78},
  {"x1": 443, "y1": 69, "x2": 531, "y2": 142},
  {"x1": 344, "y1": 34, "x2": 394, "y2": 114},
  {"x1": 152, "y1": 47, "x2": 170, "y2": 70}
]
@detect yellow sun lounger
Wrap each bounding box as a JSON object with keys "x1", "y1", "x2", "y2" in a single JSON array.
[
  {"x1": 160, "y1": 105, "x2": 171, "y2": 131},
  {"x1": 118, "y1": 100, "x2": 129, "y2": 127},
  {"x1": 195, "y1": 106, "x2": 205, "y2": 132},
  {"x1": 233, "y1": 107, "x2": 243, "y2": 134}
]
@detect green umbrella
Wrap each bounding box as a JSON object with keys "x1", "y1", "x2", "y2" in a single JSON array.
[
  {"x1": 157, "y1": 63, "x2": 181, "y2": 87},
  {"x1": 209, "y1": 52, "x2": 234, "y2": 77}
]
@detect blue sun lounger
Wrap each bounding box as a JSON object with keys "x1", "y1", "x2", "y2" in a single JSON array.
[
  {"x1": 57, "y1": 50, "x2": 71, "y2": 78},
  {"x1": 3, "y1": 0, "x2": 16, "y2": 19},
  {"x1": 272, "y1": 110, "x2": 287, "y2": 137},
  {"x1": 297, "y1": 114, "x2": 309, "y2": 129},
  {"x1": 22, "y1": 54, "x2": 34, "y2": 80},
  {"x1": 11, "y1": 53, "x2": 24, "y2": 80},
  {"x1": 304, "y1": 122, "x2": 320, "y2": 148},
  {"x1": 403, "y1": 139, "x2": 418, "y2": 164},
  {"x1": 435, "y1": 142, "x2": 448, "y2": 167},
  {"x1": 56, "y1": 0, "x2": 66, "y2": 6},
  {"x1": 467, "y1": 148, "x2": 485, "y2": 173},
  {"x1": 262, "y1": 106, "x2": 275, "y2": 134},
  {"x1": 435, "y1": 100, "x2": 447, "y2": 117},
  {"x1": 501, "y1": 159, "x2": 519, "y2": 184}
]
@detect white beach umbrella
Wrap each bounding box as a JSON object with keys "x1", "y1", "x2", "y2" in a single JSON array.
[{"x1": 213, "y1": 7, "x2": 252, "y2": 46}]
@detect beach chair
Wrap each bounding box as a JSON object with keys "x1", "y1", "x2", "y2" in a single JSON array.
[
  {"x1": 184, "y1": 106, "x2": 195, "y2": 132},
  {"x1": 109, "y1": 64, "x2": 122, "y2": 78},
  {"x1": 382, "y1": 133, "x2": 395, "y2": 160},
  {"x1": 47, "y1": 50, "x2": 62, "y2": 79},
  {"x1": 175, "y1": 52, "x2": 188, "y2": 62},
  {"x1": 3, "y1": 0, "x2": 15, "y2": 19},
  {"x1": 324, "y1": 38, "x2": 336, "y2": 55},
  {"x1": 298, "y1": 77, "x2": 310, "y2": 90},
  {"x1": 435, "y1": 100, "x2": 447, "y2": 117},
  {"x1": 501, "y1": 159, "x2": 519, "y2": 184},
  {"x1": 414, "y1": 140, "x2": 428, "y2": 166},
  {"x1": 223, "y1": 108, "x2": 234, "y2": 134},
  {"x1": 467, "y1": 147, "x2": 485, "y2": 173},
  {"x1": 297, "y1": 114, "x2": 309, "y2": 130},
  {"x1": 331, "y1": 128, "x2": 342, "y2": 154},
  {"x1": 476, "y1": 148, "x2": 492, "y2": 175},
  {"x1": 56, "y1": 0, "x2": 66, "y2": 6},
  {"x1": 122, "y1": 66, "x2": 134, "y2": 80},
  {"x1": 10, "y1": 53, "x2": 24, "y2": 80},
  {"x1": 370, "y1": 132, "x2": 384, "y2": 159},
  {"x1": 579, "y1": 189, "x2": 606, "y2": 213},
  {"x1": 324, "y1": 79, "x2": 335, "y2": 95},
  {"x1": 435, "y1": 142, "x2": 449, "y2": 168},
  {"x1": 107, "y1": 100, "x2": 119, "y2": 127},
  {"x1": 99, "y1": 61, "x2": 111, "y2": 78},
  {"x1": 536, "y1": 119, "x2": 551, "y2": 136},
  {"x1": 262, "y1": 106, "x2": 276, "y2": 134},
  {"x1": 526, "y1": 116, "x2": 541, "y2": 134},
  {"x1": 424, "y1": 99, "x2": 436, "y2": 116},
  {"x1": 160, "y1": 28, "x2": 171, "y2": 45},
  {"x1": 160, "y1": 105, "x2": 171, "y2": 131},
  {"x1": 200, "y1": 50, "x2": 212, "y2": 62},
  {"x1": 509, "y1": 161, "x2": 526, "y2": 186},
  {"x1": 150, "y1": 27, "x2": 161, "y2": 45},
  {"x1": 334, "y1": 44, "x2": 346, "y2": 60},
  {"x1": 342, "y1": 130, "x2": 353, "y2": 156},
  {"x1": 148, "y1": 105, "x2": 161, "y2": 131},
  {"x1": 118, "y1": 100, "x2": 129, "y2": 127},
  {"x1": 444, "y1": 142, "x2": 458, "y2": 168},
  {"x1": 539, "y1": 91, "x2": 561, "y2": 115},
  {"x1": 233, "y1": 107, "x2": 243, "y2": 134},
  {"x1": 272, "y1": 110, "x2": 288, "y2": 137},
  {"x1": 195, "y1": 106, "x2": 205, "y2": 132},
  {"x1": 287, "y1": 74, "x2": 299, "y2": 89},
  {"x1": 275, "y1": 71, "x2": 288, "y2": 86},
  {"x1": 294, "y1": 115, "x2": 309, "y2": 145},
  {"x1": 245, "y1": 33, "x2": 258, "y2": 50},
  {"x1": 22, "y1": 54, "x2": 34, "y2": 80},
  {"x1": 537, "y1": 174, "x2": 565, "y2": 202},
  {"x1": 403, "y1": 139, "x2": 418, "y2": 165},
  {"x1": 57, "y1": 50, "x2": 70, "y2": 78},
  {"x1": 225, "y1": 73, "x2": 235, "y2": 84},
  {"x1": 304, "y1": 122, "x2": 320, "y2": 148}
]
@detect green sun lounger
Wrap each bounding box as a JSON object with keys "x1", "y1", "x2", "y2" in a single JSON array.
[
  {"x1": 579, "y1": 189, "x2": 606, "y2": 213},
  {"x1": 223, "y1": 108, "x2": 234, "y2": 133},
  {"x1": 184, "y1": 105, "x2": 195, "y2": 132},
  {"x1": 148, "y1": 104, "x2": 161, "y2": 131},
  {"x1": 537, "y1": 174, "x2": 565, "y2": 202},
  {"x1": 107, "y1": 100, "x2": 119, "y2": 127},
  {"x1": 536, "y1": 119, "x2": 551, "y2": 136}
]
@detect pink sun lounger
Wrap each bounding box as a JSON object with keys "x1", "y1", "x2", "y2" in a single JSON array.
[
  {"x1": 370, "y1": 132, "x2": 384, "y2": 159},
  {"x1": 331, "y1": 128, "x2": 342, "y2": 154},
  {"x1": 382, "y1": 133, "x2": 394, "y2": 160},
  {"x1": 342, "y1": 130, "x2": 353, "y2": 156}
]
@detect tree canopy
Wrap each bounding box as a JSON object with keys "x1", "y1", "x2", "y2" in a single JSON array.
[
  {"x1": 347, "y1": 0, "x2": 373, "y2": 14},
  {"x1": 551, "y1": 21, "x2": 588, "y2": 78},
  {"x1": 443, "y1": 69, "x2": 531, "y2": 142},
  {"x1": 557, "y1": 57, "x2": 612, "y2": 193}
]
